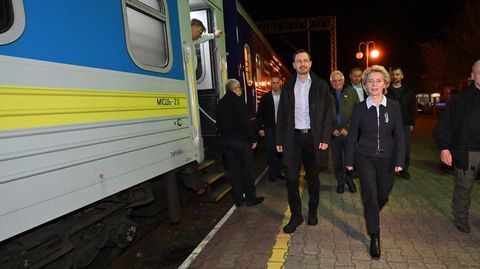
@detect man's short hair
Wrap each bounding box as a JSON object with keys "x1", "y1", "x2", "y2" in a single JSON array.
[
  {"x1": 191, "y1": 18, "x2": 206, "y2": 32},
  {"x1": 225, "y1": 79, "x2": 240, "y2": 92},
  {"x1": 330, "y1": 70, "x2": 345, "y2": 81},
  {"x1": 292, "y1": 49, "x2": 311, "y2": 62}
]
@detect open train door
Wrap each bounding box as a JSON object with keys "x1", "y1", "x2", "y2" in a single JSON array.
[{"x1": 188, "y1": 0, "x2": 227, "y2": 141}]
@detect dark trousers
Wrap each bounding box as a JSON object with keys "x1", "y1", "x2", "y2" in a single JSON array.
[
  {"x1": 285, "y1": 132, "x2": 320, "y2": 216},
  {"x1": 222, "y1": 139, "x2": 257, "y2": 205},
  {"x1": 356, "y1": 153, "x2": 394, "y2": 234},
  {"x1": 453, "y1": 151, "x2": 480, "y2": 220},
  {"x1": 331, "y1": 135, "x2": 354, "y2": 185},
  {"x1": 404, "y1": 125, "x2": 412, "y2": 171},
  {"x1": 265, "y1": 127, "x2": 282, "y2": 177}
]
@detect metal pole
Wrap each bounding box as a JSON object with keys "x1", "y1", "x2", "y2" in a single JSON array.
[
  {"x1": 165, "y1": 171, "x2": 181, "y2": 224},
  {"x1": 366, "y1": 43, "x2": 369, "y2": 68}
]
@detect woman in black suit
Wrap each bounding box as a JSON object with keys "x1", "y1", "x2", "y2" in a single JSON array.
[{"x1": 345, "y1": 65, "x2": 406, "y2": 259}]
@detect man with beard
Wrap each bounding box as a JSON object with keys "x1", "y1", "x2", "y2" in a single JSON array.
[
  {"x1": 386, "y1": 67, "x2": 416, "y2": 179},
  {"x1": 276, "y1": 49, "x2": 335, "y2": 233}
]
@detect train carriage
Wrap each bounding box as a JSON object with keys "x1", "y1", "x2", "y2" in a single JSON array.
[{"x1": 0, "y1": 0, "x2": 289, "y2": 267}]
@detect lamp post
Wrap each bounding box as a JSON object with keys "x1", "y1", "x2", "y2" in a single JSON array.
[{"x1": 355, "y1": 41, "x2": 379, "y2": 68}]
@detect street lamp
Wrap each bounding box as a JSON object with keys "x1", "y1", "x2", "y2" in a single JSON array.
[{"x1": 356, "y1": 41, "x2": 379, "y2": 68}]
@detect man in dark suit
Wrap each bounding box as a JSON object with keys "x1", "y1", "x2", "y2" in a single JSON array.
[
  {"x1": 434, "y1": 59, "x2": 480, "y2": 233},
  {"x1": 386, "y1": 67, "x2": 416, "y2": 179},
  {"x1": 216, "y1": 79, "x2": 264, "y2": 207},
  {"x1": 276, "y1": 49, "x2": 335, "y2": 233},
  {"x1": 257, "y1": 75, "x2": 283, "y2": 182}
]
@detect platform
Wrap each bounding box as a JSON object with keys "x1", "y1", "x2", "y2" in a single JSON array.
[{"x1": 180, "y1": 115, "x2": 480, "y2": 269}]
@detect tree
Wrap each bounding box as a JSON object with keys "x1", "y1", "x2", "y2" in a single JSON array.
[{"x1": 420, "y1": 0, "x2": 480, "y2": 92}]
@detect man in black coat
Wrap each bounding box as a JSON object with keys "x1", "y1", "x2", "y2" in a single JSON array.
[
  {"x1": 257, "y1": 75, "x2": 283, "y2": 182},
  {"x1": 433, "y1": 59, "x2": 480, "y2": 233},
  {"x1": 216, "y1": 79, "x2": 263, "y2": 207},
  {"x1": 276, "y1": 49, "x2": 335, "y2": 233},
  {"x1": 386, "y1": 67, "x2": 416, "y2": 179}
]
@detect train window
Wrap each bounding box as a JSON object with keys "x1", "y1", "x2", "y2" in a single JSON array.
[
  {"x1": 244, "y1": 44, "x2": 253, "y2": 86},
  {"x1": 122, "y1": 0, "x2": 173, "y2": 72},
  {"x1": 0, "y1": 0, "x2": 25, "y2": 45},
  {"x1": 255, "y1": 54, "x2": 262, "y2": 82}
]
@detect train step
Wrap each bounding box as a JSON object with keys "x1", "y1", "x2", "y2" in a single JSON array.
[
  {"x1": 208, "y1": 181, "x2": 232, "y2": 203},
  {"x1": 197, "y1": 159, "x2": 231, "y2": 202}
]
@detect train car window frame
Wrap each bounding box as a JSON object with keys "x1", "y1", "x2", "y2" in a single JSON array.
[
  {"x1": 121, "y1": 0, "x2": 173, "y2": 73},
  {"x1": 0, "y1": 0, "x2": 25, "y2": 45},
  {"x1": 244, "y1": 44, "x2": 253, "y2": 86},
  {"x1": 255, "y1": 53, "x2": 262, "y2": 82}
]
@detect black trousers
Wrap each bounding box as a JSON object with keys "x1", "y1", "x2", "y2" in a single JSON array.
[
  {"x1": 331, "y1": 135, "x2": 354, "y2": 185},
  {"x1": 403, "y1": 125, "x2": 412, "y2": 171},
  {"x1": 222, "y1": 139, "x2": 257, "y2": 205},
  {"x1": 356, "y1": 153, "x2": 394, "y2": 234},
  {"x1": 285, "y1": 132, "x2": 320, "y2": 216},
  {"x1": 265, "y1": 127, "x2": 282, "y2": 177}
]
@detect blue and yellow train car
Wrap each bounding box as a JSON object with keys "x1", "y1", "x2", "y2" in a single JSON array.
[{"x1": 0, "y1": 0, "x2": 227, "y2": 265}]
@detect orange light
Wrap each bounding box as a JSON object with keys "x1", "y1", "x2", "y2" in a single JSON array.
[
  {"x1": 356, "y1": 52, "x2": 364, "y2": 59},
  {"x1": 370, "y1": 49, "x2": 379, "y2": 58}
]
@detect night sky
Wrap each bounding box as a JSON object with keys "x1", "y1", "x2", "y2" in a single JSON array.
[{"x1": 238, "y1": 0, "x2": 465, "y2": 90}]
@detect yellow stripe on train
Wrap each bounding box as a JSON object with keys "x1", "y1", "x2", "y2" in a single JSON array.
[{"x1": 0, "y1": 85, "x2": 189, "y2": 131}]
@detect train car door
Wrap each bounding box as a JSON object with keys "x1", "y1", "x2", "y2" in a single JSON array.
[{"x1": 188, "y1": 0, "x2": 226, "y2": 138}]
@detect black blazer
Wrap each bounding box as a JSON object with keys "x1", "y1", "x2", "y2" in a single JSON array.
[
  {"x1": 386, "y1": 85, "x2": 416, "y2": 126},
  {"x1": 256, "y1": 91, "x2": 277, "y2": 130},
  {"x1": 276, "y1": 72, "x2": 335, "y2": 165},
  {"x1": 216, "y1": 91, "x2": 257, "y2": 143},
  {"x1": 346, "y1": 98, "x2": 406, "y2": 167}
]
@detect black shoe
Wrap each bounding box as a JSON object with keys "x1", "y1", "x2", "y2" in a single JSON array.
[
  {"x1": 307, "y1": 211, "x2": 318, "y2": 226},
  {"x1": 400, "y1": 170, "x2": 410, "y2": 180},
  {"x1": 269, "y1": 174, "x2": 276, "y2": 182},
  {"x1": 346, "y1": 181, "x2": 357, "y2": 193},
  {"x1": 235, "y1": 199, "x2": 244, "y2": 207},
  {"x1": 283, "y1": 215, "x2": 304, "y2": 234},
  {"x1": 336, "y1": 184, "x2": 345, "y2": 193},
  {"x1": 246, "y1": 196, "x2": 264, "y2": 207},
  {"x1": 369, "y1": 233, "x2": 381, "y2": 259},
  {"x1": 455, "y1": 218, "x2": 471, "y2": 233}
]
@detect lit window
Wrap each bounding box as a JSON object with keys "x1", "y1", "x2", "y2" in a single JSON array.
[
  {"x1": 244, "y1": 44, "x2": 253, "y2": 86},
  {"x1": 123, "y1": 0, "x2": 172, "y2": 72},
  {"x1": 255, "y1": 54, "x2": 262, "y2": 82}
]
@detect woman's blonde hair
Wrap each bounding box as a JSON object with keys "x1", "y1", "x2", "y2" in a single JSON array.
[{"x1": 362, "y1": 65, "x2": 391, "y2": 87}]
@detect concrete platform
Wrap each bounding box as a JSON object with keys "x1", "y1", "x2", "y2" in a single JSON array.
[{"x1": 181, "y1": 115, "x2": 480, "y2": 269}]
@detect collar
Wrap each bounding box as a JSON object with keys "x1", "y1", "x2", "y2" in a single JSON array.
[
  {"x1": 366, "y1": 95, "x2": 387, "y2": 109},
  {"x1": 296, "y1": 73, "x2": 311, "y2": 83}
]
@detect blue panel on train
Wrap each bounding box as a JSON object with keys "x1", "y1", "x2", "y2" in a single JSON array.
[{"x1": 0, "y1": 0, "x2": 184, "y2": 79}]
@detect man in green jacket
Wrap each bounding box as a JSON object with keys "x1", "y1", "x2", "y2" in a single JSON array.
[{"x1": 330, "y1": 70, "x2": 360, "y2": 193}]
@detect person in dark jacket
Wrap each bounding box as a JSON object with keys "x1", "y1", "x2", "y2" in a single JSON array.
[
  {"x1": 216, "y1": 79, "x2": 264, "y2": 207},
  {"x1": 256, "y1": 75, "x2": 283, "y2": 182},
  {"x1": 386, "y1": 67, "x2": 416, "y2": 179},
  {"x1": 276, "y1": 49, "x2": 335, "y2": 234},
  {"x1": 329, "y1": 70, "x2": 360, "y2": 193},
  {"x1": 433, "y1": 59, "x2": 480, "y2": 234},
  {"x1": 346, "y1": 65, "x2": 406, "y2": 259}
]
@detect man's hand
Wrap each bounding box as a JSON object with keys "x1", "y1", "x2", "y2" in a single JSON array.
[
  {"x1": 440, "y1": 149, "x2": 452, "y2": 166},
  {"x1": 251, "y1": 142, "x2": 257, "y2": 149},
  {"x1": 346, "y1": 166, "x2": 353, "y2": 171},
  {"x1": 409, "y1": 125, "x2": 414, "y2": 132},
  {"x1": 276, "y1": 145, "x2": 283, "y2": 153},
  {"x1": 258, "y1": 130, "x2": 265, "y2": 137},
  {"x1": 340, "y1": 128, "x2": 348, "y2": 136},
  {"x1": 332, "y1": 130, "x2": 340, "y2": 136},
  {"x1": 214, "y1": 29, "x2": 223, "y2": 38},
  {"x1": 394, "y1": 166, "x2": 403, "y2": 173},
  {"x1": 318, "y1": 143, "x2": 328, "y2": 150}
]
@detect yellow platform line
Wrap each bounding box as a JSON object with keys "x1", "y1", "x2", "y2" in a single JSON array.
[{"x1": 267, "y1": 176, "x2": 304, "y2": 269}]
